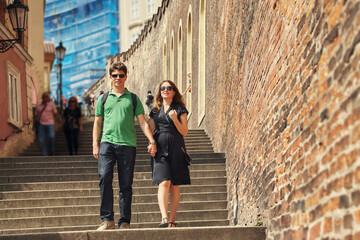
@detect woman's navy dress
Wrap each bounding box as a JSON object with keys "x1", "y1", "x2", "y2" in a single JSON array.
[{"x1": 149, "y1": 103, "x2": 191, "y2": 185}]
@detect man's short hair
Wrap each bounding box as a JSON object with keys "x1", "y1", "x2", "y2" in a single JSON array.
[
  {"x1": 147, "y1": 91, "x2": 151, "y2": 94},
  {"x1": 109, "y1": 62, "x2": 127, "y2": 75}
]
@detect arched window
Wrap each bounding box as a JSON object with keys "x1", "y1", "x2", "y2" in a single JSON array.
[
  {"x1": 177, "y1": 21, "x2": 183, "y2": 93},
  {"x1": 198, "y1": 0, "x2": 206, "y2": 125},
  {"x1": 170, "y1": 31, "x2": 174, "y2": 82},
  {"x1": 186, "y1": 5, "x2": 192, "y2": 118},
  {"x1": 163, "y1": 39, "x2": 167, "y2": 80}
]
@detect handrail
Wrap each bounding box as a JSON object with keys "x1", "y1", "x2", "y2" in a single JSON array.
[{"x1": 0, "y1": 120, "x2": 32, "y2": 142}]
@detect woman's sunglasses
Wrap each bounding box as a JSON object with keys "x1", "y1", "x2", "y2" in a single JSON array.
[
  {"x1": 160, "y1": 86, "x2": 173, "y2": 91},
  {"x1": 111, "y1": 74, "x2": 126, "y2": 79}
]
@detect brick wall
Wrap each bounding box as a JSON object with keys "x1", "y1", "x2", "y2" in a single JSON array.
[{"x1": 111, "y1": 0, "x2": 360, "y2": 239}]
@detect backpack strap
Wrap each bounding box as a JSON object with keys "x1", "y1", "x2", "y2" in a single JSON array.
[
  {"x1": 101, "y1": 91, "x2": 110, "y2": 112},
  {"x1": 101, "y1": 91, "x2": 137, "y2": 116},
  {"x1": 131, "y1": 92, "x2": 137, "y2": 116}
]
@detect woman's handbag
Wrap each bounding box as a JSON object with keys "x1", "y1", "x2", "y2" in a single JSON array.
[{"x1": 182, "y1": 147, "x2": 192, "y2": 165}]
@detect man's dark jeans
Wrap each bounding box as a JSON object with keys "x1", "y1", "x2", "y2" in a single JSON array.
[{"x1": 98, "y1": 142, "x2": 136, "y2": 226}]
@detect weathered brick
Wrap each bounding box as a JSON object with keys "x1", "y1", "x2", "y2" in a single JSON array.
[
  {"x1": 355, "y1": 210, "x2": 360, "y2": 223},
  {"x1": 323, "y1": 217, "x2": 333, "y2": 234},
  {"x1": 347, "y1": 149, "x2": 358, "y2": 167},
  {"x1": 330, "y1": 196, "x2": 340, "y2": 211},
  {"x1": 344, "y1": 214, "x2": 353, "y2": 229},
  {"x1": 345, "y1": 172, "x2": 353, "y2": 189},
  {"x1": 351, "y1": 190, "x2": 360, "y2": 206},
  {"x1": 340, "y1": 195, "x2": 350, "y2": 208},
  {"x1": 310, "y1": 221, "x2": 321, "y2": 240},
  {"x1": 355, "y1": 166, "x2": 360, "y2": 184},
  {"x1": 334, "y1": 216, "x2": 342, "y2": 233}
]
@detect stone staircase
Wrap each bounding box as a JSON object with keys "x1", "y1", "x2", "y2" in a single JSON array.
[{"x1": 0, "y1": 119, "x2": 266, "y2": 239}]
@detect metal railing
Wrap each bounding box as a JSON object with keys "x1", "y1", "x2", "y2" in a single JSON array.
[{"x1": 0, "y1": 121, "x2": 32, "y2": 142}]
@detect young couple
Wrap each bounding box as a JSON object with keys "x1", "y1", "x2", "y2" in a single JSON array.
[{"x1": 92, "y1": 62, "x2": 190, "y2": 230}]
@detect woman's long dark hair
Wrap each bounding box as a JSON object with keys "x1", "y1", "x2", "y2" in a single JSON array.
[{"x1": 152, "y1": 80, "x2": 185, "y2": 113}]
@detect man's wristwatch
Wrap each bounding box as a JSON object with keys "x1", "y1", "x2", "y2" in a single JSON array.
[{"x1": 149, "y1": 141, "x2": 156, "y2": 145}]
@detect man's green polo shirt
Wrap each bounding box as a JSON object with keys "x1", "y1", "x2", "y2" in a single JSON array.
[{"x1": 95, "y1": 88, "x2": 144, "y2": 147}]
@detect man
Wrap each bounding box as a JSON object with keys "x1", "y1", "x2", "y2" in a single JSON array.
[
  {"x1": 93, "y1": 62, "x2": 157, "y2": 230},
  {"x1": 34, "y1": 92, "x2": 60, "y2": 156},
  {"x1": 84, "y1": 94, "x2": 91, "y2": 118},
  {"x1": 145, "y1": 90, "x2": 154, "y2": 114}
]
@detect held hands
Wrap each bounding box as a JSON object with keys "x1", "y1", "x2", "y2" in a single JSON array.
[
  {"x1": 147, "y1": 143, "x2": 157, "y2": 157},
  {"x1": 168, "y1": 110, "x2": 178, "y2": 121}
]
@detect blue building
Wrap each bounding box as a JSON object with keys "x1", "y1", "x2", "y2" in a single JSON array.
[{"x1": 44, "y1": 0, "x2": 119, "y2": 100}]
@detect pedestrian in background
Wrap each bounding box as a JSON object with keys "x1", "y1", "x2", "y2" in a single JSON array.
[
  {"x1": 145, "y1": 90, "x2": 154, "y2": 115},
  {"x1": 62, "y1": 96, "x2": 83, "y2": 155},
  {"x1": 34, "y1": 92, "x2": 60, "y2": 156},
  {"x1": 149, "y1": 80, "x2": 190, "y2": 228},
  {"x1": 76, "y1": 94, "x2": 83, "y2": 108},
  {"x1": 84, "y1": 94, "x2": 91, "y2": 118}
]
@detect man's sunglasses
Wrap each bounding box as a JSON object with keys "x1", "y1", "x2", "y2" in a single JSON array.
[
  {"x1": 111, "y1": 74, "x2": 126, "y2": 79},
  {"x1": 161, "y1": 86, "x2": 173, "y2": 91}
]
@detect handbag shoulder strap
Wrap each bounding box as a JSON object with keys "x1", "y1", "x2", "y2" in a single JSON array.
[{"x1": 163, "y1": 109, "x2": 187, "y2": 152}]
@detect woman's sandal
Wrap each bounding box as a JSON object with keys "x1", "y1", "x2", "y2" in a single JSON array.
[
  {"x1": 159, "y1": 217, "x2": 168, "y2": 228},
  {"x1": 168, "y1": 222, "x2": 177, "y2": 228}
]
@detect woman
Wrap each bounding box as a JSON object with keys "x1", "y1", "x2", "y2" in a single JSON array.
[
  {"x1": 149, "y1": 80, "x2": 191, "y2": 228},
  {"x1": 62, "y1": 96, "x2": 83, "y2": 155}
]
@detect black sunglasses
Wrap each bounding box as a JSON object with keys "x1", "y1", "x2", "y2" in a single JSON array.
[
  {"x1": 160, "y1": 86, "x2": 173, "y2": 91},
  {"x1": 111, "y1": 74, "x2": 126, "y2": 79}
]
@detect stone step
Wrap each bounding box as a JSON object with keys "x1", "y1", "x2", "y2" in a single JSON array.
[
  {"x1": 0, "y1": 209, "x2": 228, "y2": 230},
  {"x1": 0, "y1": 191, "x2": 227, "y2": 208},
  {"x1": 0, "y1": 166, "x2": 225, "y2": 177},
  {"x1": 0, "y1": 162, "x2": 225, "y2": 171},
  {"x1": 24, "y1": 140, "x2": 213, "y2": 147},
  {"x1": 1, "y1": 222, "x2": 231, "y2": 235},
  {"x1": 0, "y1": 153, "x2": 225, "y2": 162},
  {"x1": 19, "y1": 149, "x2": 215, "y2": 156},
  {"x1": 0, "y1": 177, "x2": 226, "y2": 192},
  {"x1": 0, "y1": 126, "x2": 254, "y2": 238},
  {"x1": 0, "y1": 185, "x2": 226, "y2": 200},
  {"x1": 0, "y1": 170, "x2": 226, "y2": 183},
  {"x1": 21, "y1": 146, "x2": 214, "y2": 153},
  {"x1": 0, "y1": 200, "x2": 227, "y2": 218},
  {"x1": 0, "y1": 225, "x2": 265, "y2": 240},
  {"x1": 0, "y1": 165, "x2": 225, "y2": 176},
  {"x1": 0, "y1": 158, "x2": 225, "y2": 166}
]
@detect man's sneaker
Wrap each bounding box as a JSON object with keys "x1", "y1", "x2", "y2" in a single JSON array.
[
  {"x1": 96, "y1": 220, "x2": 115, "y2": 230},
  {"x1": 119, "y1": 222, "x2": 131, "y2": 229}
]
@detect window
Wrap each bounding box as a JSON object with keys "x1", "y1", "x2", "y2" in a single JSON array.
[
  {"x1": 177, "y1": 23, "x2": 182, "y2": 92},
  {"x1": 186, "y1": 6, "x2": 192, "y2": 117},
  {"x1": 131, "y1": 0, "x2": 139, "y2": 19},
  {"x1": 170, "y1": 32, "x2": 174, "y2": 82},
  {"x1": 7, "y1": 62, "x2": 22, "y2": 127},
  {"x1": 131, "y1": 33, "x2": 140, "y2": 43},
  {"x1": 147, "y1": 0, "x2": 155, "y2": 14},
  {"x1": 198, "y1": 0, "x2": 206, "y2": 125},
  {"x1": 163, "y1": 40, "x2": 167, "y2": 80}
]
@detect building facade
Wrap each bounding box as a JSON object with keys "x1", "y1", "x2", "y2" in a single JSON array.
[
  {"x1": 0, "y1": 0, "x2": 51, "y2": 157},
  {"x1": 106, "y1": 0, "x2": 360, "y2": 239},
  {"x1": 44, "y1": 0, "x2": 119, "y2": 100},
  {"x1": 119, "y1": 0, "x2": 161, "y2": 52}
]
